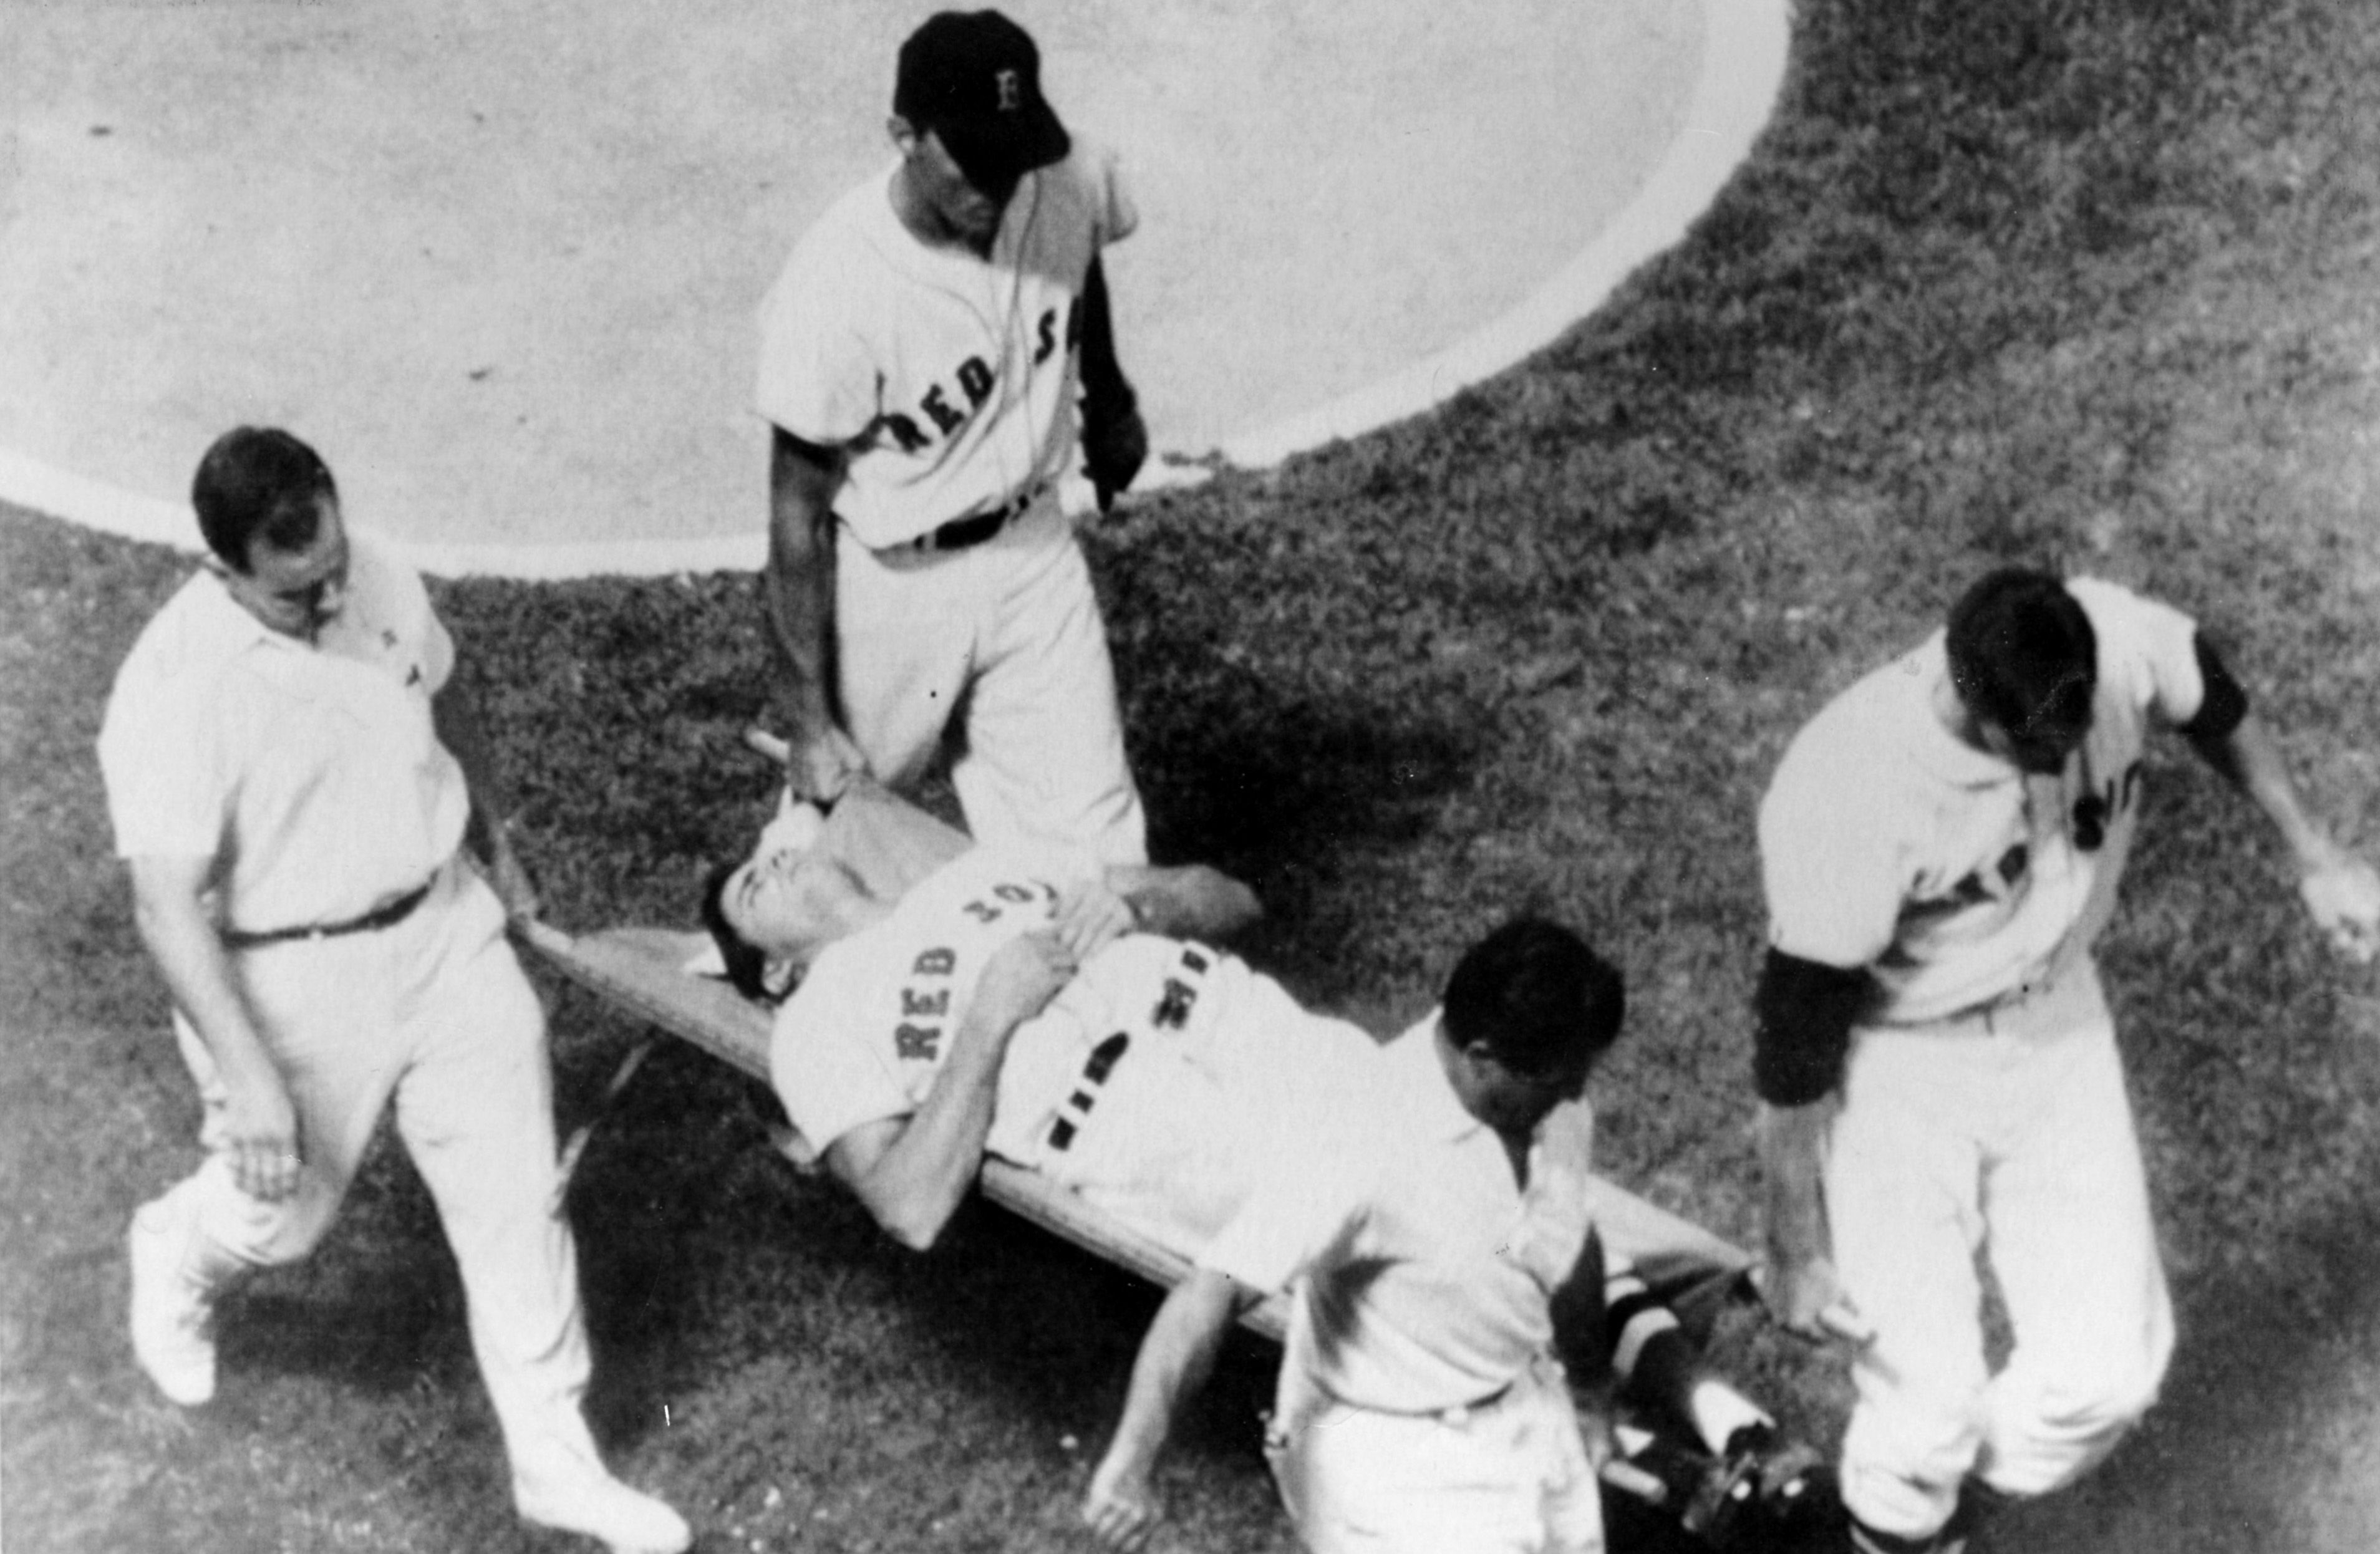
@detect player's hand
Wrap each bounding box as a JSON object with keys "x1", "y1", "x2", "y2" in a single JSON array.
[
  {"x1": 1081, "y1": 398, "x2": 1148, "y2": 515},
  {"x1": 788, "y1": 725, "x2": 866, "y2": 808},
  {"x1": 975, "y1": 932, "x2": 1077, "y2": 1037},
  {"x1": 1754, "y1": 1256, "x2": 1874, "y2": 1349},
  {"x1": 221, "y1": 1064, "x2": 304, "y2": 1203},
  {"x1": 2300, "y1": 848, "x2": 2380, "y2": 964},
  {"x1": 1081, "y1": 1452, "x2": 1161, "y2": 1552},
  {"x1": 1053, "y1": 878, "x2": 1138, "y2": 961}
]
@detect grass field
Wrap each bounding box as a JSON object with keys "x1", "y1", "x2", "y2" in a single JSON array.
[{"x1": 10, "y1": 0, "x2": 2380, "y2": 1548}]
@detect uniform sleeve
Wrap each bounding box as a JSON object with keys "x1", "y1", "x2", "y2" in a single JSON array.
[
  {"x1": 2068, "y1": 577, "x2": 2207, "y2": 728},
  {"x1": 754, "y1": 231, "x2": 882, "y2": 446},
  {"x1": 1090, "y1": 141, "x2": 1137, "y2": 248},
  {"x1": 96, "y1": 637, "x2": 229, "y2": 862},
  {"x1": 1758, "y1": 723, "x2": 1908, "y2": 970},
  {"x1": 768, "y1": 960, "x2": 917, "y2": 1155}
]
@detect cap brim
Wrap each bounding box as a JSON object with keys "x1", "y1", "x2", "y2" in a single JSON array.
[{"x1": 939, "y1": 100, "x2": 1070, "y2": 186}]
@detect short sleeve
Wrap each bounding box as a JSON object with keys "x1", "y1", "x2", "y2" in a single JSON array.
[
  {"x1": 2068, "y1": 577, "x2": 2207, "y2": 728},
  {"x1": 97, "y1": 640, "x2": 228, "y2": 862},
  {"x1": 1090, "y1": 142, "x2": 1137, "y2": 248},
  {"x1": 768, "y1": 951, "x2": 916, "y2": 1154},
  {"x1": 1758, "y1": 719, "x2": 1908, "y2": 970},
  {"x1": 755, "y1": 229, "x2": 882, "y2": 446}
]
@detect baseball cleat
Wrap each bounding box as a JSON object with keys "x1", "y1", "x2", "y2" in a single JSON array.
[
  {"x1": 127, "y1": 1199, "x2": 218, "y2": 1407},
  {"x1": 516, "y1": 1470, "x2": 693, "y2": 1554}
]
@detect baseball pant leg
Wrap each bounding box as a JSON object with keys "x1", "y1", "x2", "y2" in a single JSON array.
[
  {"x1": 387, "y1": 866, "x2": 601, "y2": 1485},
  {"x1": 1973, "y1": 1005, "x2": 2172, "y2": 1497},
  {"x1": 144, "y1": 910, "x2": 422, "y2": 1295},
  {"x1": 949, "y1": 504, "x2": 1146, "y2": 866},
  {"x1": 832, "y1": 526, "x2": 977, "y2": 791},
  {"x1": 1827, "y1": 1029, "x2": 1994, "y2": 1542}
]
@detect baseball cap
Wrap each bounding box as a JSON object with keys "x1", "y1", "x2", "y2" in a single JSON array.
[{"x1": 893, "y1": 11, "x2": 1071, "y2": 186}]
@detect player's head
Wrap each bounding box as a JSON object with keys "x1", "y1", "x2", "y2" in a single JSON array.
[
  {"x1": 702, "y1": 837, "x2": 880, "y2": 1000},
  {"x1": 1439, "y1": 917, "x2": 1626, "y2": 1136},
  {"x1": 1945, "y1": 567, "x2": 2097, "y2": 775},
  {"x1": 192, "y1": 426, "x2": 349, "y2": 639},
  {"x1": 889, "y1": 11, "x2": 1070, "y2": 231}
]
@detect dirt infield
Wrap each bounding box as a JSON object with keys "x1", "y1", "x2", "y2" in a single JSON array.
[{"x1": 0, "y1": 0, "x2": 1783, "y2": 574}]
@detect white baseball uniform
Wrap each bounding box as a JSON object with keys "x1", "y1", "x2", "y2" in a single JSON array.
[
  {"x1": 96, "y1": 531, "x2": 621, "y2": 1495},
  {"x1": 1758, "y1": 577, "x2": 2205, "y2": 1540},
  {"x1": 1199, "y1": 1020, "x2": 1607, "y2": 1554},
  {"x1": 768, "y1": 846, "x2": 1381, "y2": 1256},
  {"x1": 756, "y1": 143, "x2": 1146, "y2": 865}
]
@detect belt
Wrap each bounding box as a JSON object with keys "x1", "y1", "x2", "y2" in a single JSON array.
[
  {"x1": 905, "y1": 485, "x2": 1041, "y2": 553},
  {"x1": 223, "y1": 880, "x2": 433, "y2": 950}
]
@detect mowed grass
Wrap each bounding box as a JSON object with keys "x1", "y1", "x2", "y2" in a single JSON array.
[{"x1": 10, "y1": 0, "x2": 2380, "y2": 1548}]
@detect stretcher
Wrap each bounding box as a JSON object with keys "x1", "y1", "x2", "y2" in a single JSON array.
[{"x1": 512, "y1": 762, "x2": 1768, "y2": 1522}]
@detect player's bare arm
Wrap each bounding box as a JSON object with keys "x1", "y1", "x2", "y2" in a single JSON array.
[
  {"x1": 763, "y1": 426, "x2": 864, "y2": 803},
  {"x1": 1075, "y1": 257, "x2": 1146, "y2": 513},
  {"x1": 1105, "y1": 863, "x2": 1262, "y2": 943},
  {"x1": 822, "y1": 930, "x2": 1077, "y2": 1250},
  {"x1": 1082, "y1": 1267, "x2": 1246, "y2": 1552},
  {"x1": 123, "y1": 854, "x2": 303, "y2": 1204},
  {"x1": 2190, "y1": 702, "x2": 2380, "y2": 962},
  {"x1": 430, "y1": 648, "x2": 538, "y2": 920}
]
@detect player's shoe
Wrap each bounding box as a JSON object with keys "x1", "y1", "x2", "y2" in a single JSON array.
[
  {"x1": 1721, "y1": 1422, "x2": 1841, "y2": 1545},
  {"x1": 127, "y1": 1196, "x2": 218, "y2": 1407},
  {"x1": 516, "y1": 1469, "x2": 693, "y2": 1554}
]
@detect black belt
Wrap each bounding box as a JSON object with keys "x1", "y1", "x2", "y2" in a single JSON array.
[
  {"x1": 906, "y1": 485, "x2": 1040, "y2": 553},
  {"x1": 223, "y1": 881, "x2": 432, "y2": 950}
]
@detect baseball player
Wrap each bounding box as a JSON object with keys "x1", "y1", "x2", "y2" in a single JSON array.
[
  {"x1": 757, "y1": 9, "x2": 1151, "y2": 865},
  {"x1": 100, "y1": 428, "x2": 690, "y2": 1554},
  {"x1": 705, "y1": 818, "x2": 1823, "y2": 1547},
  {"x1": 1751, "y1": 567, "x2": 2380, "y2": 1553}
]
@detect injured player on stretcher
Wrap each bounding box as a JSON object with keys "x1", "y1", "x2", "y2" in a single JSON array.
[{"x1": 700, "y1": 791, "x2": 1832, "y2": 1546}]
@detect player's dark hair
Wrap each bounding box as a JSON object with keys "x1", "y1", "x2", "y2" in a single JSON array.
[
  {"x1": 1441, "y1": 917, "x2": 1625, "y2": 1079},
  {"x1": 700, "y1": 861, "x2": 776, "y2": 1003},
  {"x1": 1945, "y1": 568, "x2": 2097, "y2": 762},
  {"x1": 191, "y1": 426, "x2": 337, "y2": 571}
]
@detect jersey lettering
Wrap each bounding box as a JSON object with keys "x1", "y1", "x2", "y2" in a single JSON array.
[
  {"x1": 956, "y1": 356, "x2": 995, "y2": 408},
  {"x1": 962, "y1": 900, "x2": 1001, "y2": 924},
  {"x1": 901, "y1": 988, "x2": 950, "y2": 1019},
  {"x1": 912, "y1": 947, "x2": 956, "y2": 976},
  {"x1": 992, "y1": 883, "x2": 1035, "y2": 904},
  {"x1": 2072, "y1": 760, "x2": 2144, "y2": 853},
  {"x1": 1033, "y1": 309, "x2": 1058, "y2": 364},
  {"x1": 895, "y1": 1023, "x2": 941, "y2": 1061},
  {"x1": 920, "y1": 384, "x2": 965, "y2": 437},
  {"x1": 877, "y1": 412, "x2": 928, "y2": 454}
]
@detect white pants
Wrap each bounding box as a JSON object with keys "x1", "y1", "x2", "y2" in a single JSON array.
[
  {"x1": 836, "y1": 492, "x2": 1146, "y2": 866},
  {"x1": 138, "y1": 859, "x2": 606, "y2": 1490},
  {"x1": 1827, "y1": 963, "x2": 2174, "y2": 1540},
  {"x1": 1267, "y1": 1350, "x2": 1604, "y2": 1554}
]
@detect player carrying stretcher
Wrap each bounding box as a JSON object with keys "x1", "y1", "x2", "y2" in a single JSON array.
[{"x1": 700, "y1": 794, "x2": 1834, "y2": 1550}]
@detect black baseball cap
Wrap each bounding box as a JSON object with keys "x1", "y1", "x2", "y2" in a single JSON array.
[{"x1": 893, "y1": 11, "x2": 1071, "y2": 186}]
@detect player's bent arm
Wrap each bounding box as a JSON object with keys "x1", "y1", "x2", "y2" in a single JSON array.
[
  {"x1": 2205, "y1": 709, "x2": 2380, "y2": 960},
  {"x1": 821, "y1": 934, "x2": 1073, "y2": 1250},
  {"x1": 1751, "y1": 948, "x2": 1872, "y2": 1342},
  {"x1": 1083, "y1": 1267, "x2": 1246, "y2": 1552},
  {"x1": 429, "y1": 655, "x2": 536, "y2": 919},
  {"x1": 123, "y1": 854, "x2": 302, "y2": 1202},
  {"x1": 1104, "y1": 864, "x2": 1262, "y2": 943},
  {"x1": 764, "y1": 428, "x2": 859, "y2": 787}
]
